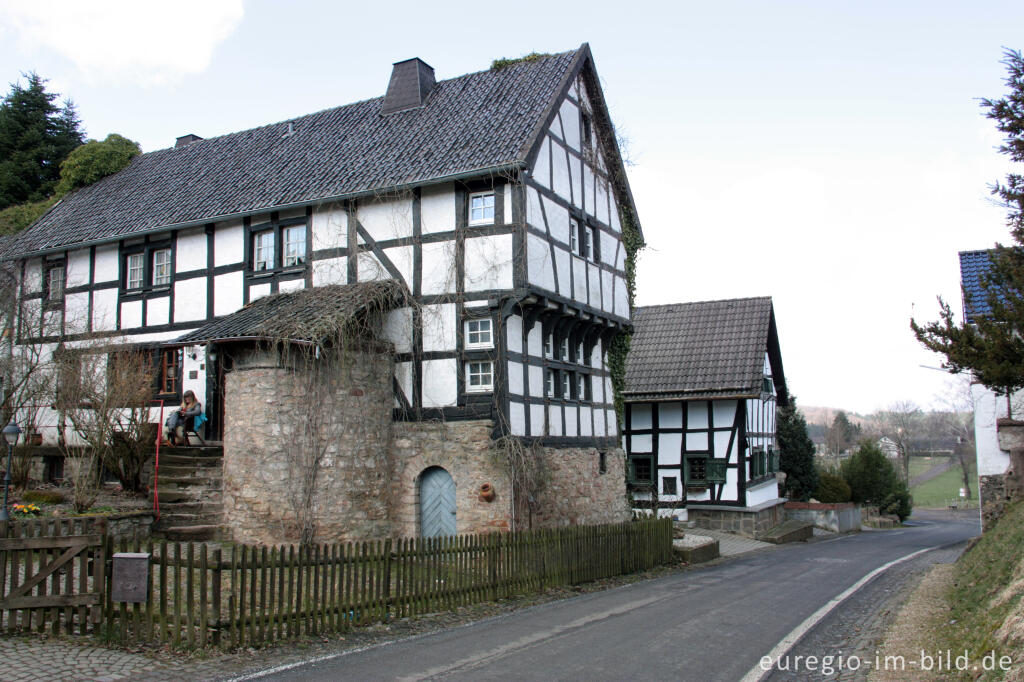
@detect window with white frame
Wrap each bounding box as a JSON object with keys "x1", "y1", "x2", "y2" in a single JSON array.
[
  {"x1": 569, "y1": 219, "x2": 579, "y2": 253},
  {"x1": 466, "y1": 361, "x2": 493, "y2": 393},
  {"x1": 468, "y1": 191, "x2": 495, "y2": 225},
  {"x1": 283, "y1": 226, "x2": 306, "y2": 267},
  {"x1": 46, "y1": 265, "x2": 65, "y2": 301},
  {"x1": 546, "y1": 369, "x2": 555, "y2": 396},
  {"x1": 254, "y1": 231, "x2": 274, "y2": 272},
  {"x1": 561, "y1": 371, "x2": 571, "y2": 399},
  {"x1": 544, "y1": 333, "x2": 553, "y2": 359},
  {"x1": 559, "y1": 337, "x2": 569, "y2": 362},
  {"x1": 576, "y1": 341, "x2": 586, "y2": 365},
  {"x1": 465, "y1": 318, "x2": 493, "y2": 348},
  {"x1": 152, "y1": 248, "x2": 171, "y2": 286},
  {"x1": 582, "y1": 225, "x2": 593, "y2": 259},
  {"x1": 126, "y1": 253, "x2": 144, "y2": 290}
]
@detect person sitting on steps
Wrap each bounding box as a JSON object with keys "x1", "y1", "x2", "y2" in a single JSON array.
[{"x1": 164, "y1": 390, "x2": 202, "y2": 446}]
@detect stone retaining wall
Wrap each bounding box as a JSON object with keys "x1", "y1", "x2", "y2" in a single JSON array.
[
  {"x1": 980, "y1": 473, "x2": 1008, "y2": 530},
  {"x1": 687, "y1": 499, "x2": 786, "y2": 537},
  {"x1": 784, "y1": 501, "x2": 861, "y2": 533}
]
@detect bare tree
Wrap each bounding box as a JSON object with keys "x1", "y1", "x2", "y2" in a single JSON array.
[
  {"x1": 874, "y1": 401, "x2": 924, "y2": 481},
  {"x1": 932, "y1": 378, "x2": 977, "y2": 501}
]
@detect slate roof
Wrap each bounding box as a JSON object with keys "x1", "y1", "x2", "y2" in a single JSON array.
[
  {"x1": 624, "y1": 297, "x2": 787, "y2": 402},
  {"x1": 959, "y1": 249, "x2": 994, "y2": 324},
  {"x1": 9, "y1": 48, "x2": 584, "y2": 257},
  {"x1": 175, "y1": 280, "x2": 404, "y2": 344}
]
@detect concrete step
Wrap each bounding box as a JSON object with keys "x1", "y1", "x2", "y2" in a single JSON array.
[
  {"x1": 154, "y1": 501, "x2": 223, "y2": 515},
  {"x1": 155, "y1": 513, "x2": 224, "y2": 529},
  {"x1": 156, "y1": 525, "x2": 224, "y2": 542},
  {"x1": 156, "y1": 463, "x2": 224, "y2": 477},
  {"x1": 758, "y1": 519, "x2": 814, "y2": 544},
  {"x1": 153, "y1": 489, "x2": 222, "y2": 504},
  {"x1": 157, "y1": 474, "x2": 222, "y2": 488}
]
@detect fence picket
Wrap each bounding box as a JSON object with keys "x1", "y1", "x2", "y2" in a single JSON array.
[
  {"x1": 212, "y1": 548, "x2": 222, "y2": 647},
  {"x1": 199, "y1": 544, "x2": 208, "y2": 648}
]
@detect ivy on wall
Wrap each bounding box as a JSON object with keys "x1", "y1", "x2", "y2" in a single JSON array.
[{"x1": 608, "y1": 208, "x2": 644, "y2": 428}]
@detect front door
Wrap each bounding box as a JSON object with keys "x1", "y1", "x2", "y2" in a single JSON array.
[{"x1": 419, "y1": 467, "x2": 456, "y2": 537}]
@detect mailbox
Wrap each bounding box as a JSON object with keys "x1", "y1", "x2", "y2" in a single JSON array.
[{"x1": 112, "y1": 552, "x2": 150, "y2": 603}]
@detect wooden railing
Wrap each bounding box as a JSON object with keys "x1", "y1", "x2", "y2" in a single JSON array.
[{"x1": 0, "y1": 518, "x2": 673, "y2": 647}]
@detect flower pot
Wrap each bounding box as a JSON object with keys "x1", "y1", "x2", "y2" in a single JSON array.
[{"x1": 479, "y1": 483, "x2": 496, "y2": 503}]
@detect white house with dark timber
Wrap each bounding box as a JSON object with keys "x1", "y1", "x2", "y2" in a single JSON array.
[
  {"x1": 3, "y1": 45, "x2": 639, "y2": 543},
  {"x1": 622, "y1": 297, "x2": 790, "y2": 535}
]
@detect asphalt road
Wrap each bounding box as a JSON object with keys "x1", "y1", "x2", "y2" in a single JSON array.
[{"x1": 252, "y1": 510, "x2": 979, "y2": 682}]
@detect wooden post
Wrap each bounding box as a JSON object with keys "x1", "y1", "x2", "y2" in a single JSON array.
[
  {"x1": 199, "y1": 544, "x2": 208, "y2": 649},
  {"x1": 173, "y1": 541, "x2": 181, "y2": 647},
  {"x1": 212, "y1": 547, "x2": 222, "y2": 647},
  {"x1": 186, "y1": 542, "x2": 195, "y2": 647},
  {"x1": 145, "y1": 539, "x2": 154, "y2": 641},
  {"x1": 159, "y1": 540, "x2": 168, "y2": 643}
]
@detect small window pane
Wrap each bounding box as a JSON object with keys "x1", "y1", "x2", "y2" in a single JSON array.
[
  {"x1": 662, "y1": 477, "x2": 677, "y2": 496},
  {"x1": 570, "y1": 219, "x2": 579, "y2": 253},
  {"x1": 467, "y1": 361, "x2": 493, "y2": 392},
  {"x1": 47, "y1": 267, "x2": 65, "y2": 300},
  {"x1": 577, "y1": 341, "x2": 586, "y2": 365},
  {"x1": 544, "y1": 334, "x2": 553, "y2": 359},
  {"x1": 254, "y1": 231, "x2": 274, "y2": 271},
  {"x1": 561, "y1": 372, "x2": 571, "y2": 399},
  {"x1": 127, "y1": 254, "x2": 144, "y2": 289},
  {"x1": 283, "y1": 226, "x2": 306, "y2": 267},
  {"x1": 632, "y1": 457, "x2": 652, "y2": 483},
  {"x1": 577, "y1": 374, "x2": 588, "y2": 401},
  {"x1": 469, "y1": 192, "x2": 495, "y2": 224},
  {"x1": 466, "y1": 319, "x2": 492, "y2": 347},
  {"x1": 559, "y1": 338, "x2": 569, "y2": 362},
  {"x1": 546, "y1": 369, "x2": 555, "y2": 396},
  {"x1": 152, "y1": 249, "x2": 171, "y2": 285}
]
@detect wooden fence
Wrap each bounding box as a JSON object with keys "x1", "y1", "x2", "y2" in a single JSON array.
[{"x1": 1, "y1": 518, "x2": 673, "y2": 647}]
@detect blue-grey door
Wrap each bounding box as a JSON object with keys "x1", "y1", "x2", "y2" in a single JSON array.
[{"x1": 420, "y1": 467, "x2": 456, "y2": 537}]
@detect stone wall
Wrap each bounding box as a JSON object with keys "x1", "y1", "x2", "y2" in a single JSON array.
[
  {"x1": 389, "y1": 420, "x2": 630, "y2": 537},
  {"x1": 785, "y1": 501, "x2": 861, "y2": 533},
  {"x1": 980, "y1": 473, "x2": 1008, "y2": 530},
  {"x1": 390, "y1": 420, "x2": 513, "y2": 537},
  {"x1": 530, "y1": 447, "x2": 630, "y2": 528},
  {"x1": 688, "y1": 499, "x2": 786, "y2": 537},
  {"x1": 222, "y1": 347, "x2": 394, "y2": 544}
]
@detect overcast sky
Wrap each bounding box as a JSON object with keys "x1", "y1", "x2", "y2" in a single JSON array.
[{"x1": 1, "y1": 0, "x2": 1020, "y2": 414}]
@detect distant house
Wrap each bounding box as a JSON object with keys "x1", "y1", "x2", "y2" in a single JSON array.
[
  {"x1": 621, "y1": 297, "x2": 789, "y2": 535},
  {"x1": 878, "y1": 436, "x2": 901, "y2": 462}
]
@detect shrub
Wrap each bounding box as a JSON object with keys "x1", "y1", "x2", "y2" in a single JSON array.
[
  {"x1": 841, "y1": 441, "x2": 913, "y2": 521},
  {"x1": 22, "y1": 489, "x2": 65, "y2": 505},
  {"x1": 814, "y1": 471, "x2": 852, "y2": 503}
]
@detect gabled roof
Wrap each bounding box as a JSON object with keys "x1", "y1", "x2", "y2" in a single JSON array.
[
  {"x1": 959, "y1": 249, "x2": 994, "y2": 324},
  {"x1": 624, "y1": 297, "x2": 788, "y2": 403},
  {"x1": 10, "y1": 44, "x2": 639, "y2": 257},
  {"x1": 175, "y1": 280, "x2": 404, "y2": 345}
]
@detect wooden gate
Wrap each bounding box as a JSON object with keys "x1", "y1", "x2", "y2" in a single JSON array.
[
  {"x1": 420, "y1": 467, "x2": 456, "y2": 537},
  {"x1": 0, "y1": 518, "x2": 107, "y2": 634}
]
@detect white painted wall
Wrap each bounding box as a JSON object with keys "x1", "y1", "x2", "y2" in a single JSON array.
[
  {"x1": 176, "y1": 227, "x2": 207, "y2": 272},
  {"x1": 972, "y1": 383, "x2": 1013, "y2": 477}
]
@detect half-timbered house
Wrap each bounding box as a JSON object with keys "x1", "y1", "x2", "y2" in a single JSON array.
[
  {"x1": 3, "y1": 45, "x2": 639, "y2": 541},
  {"x1": 622, "y1": 297, "x2": 790, "y2": 534}
]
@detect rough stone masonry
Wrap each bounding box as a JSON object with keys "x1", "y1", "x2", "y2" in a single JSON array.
[{"x1": 221, "y1": 346, "x2": 629, "y2": 544}]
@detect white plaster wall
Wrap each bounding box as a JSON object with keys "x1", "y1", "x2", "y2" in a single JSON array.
[
  {"x1": 214, "y1": 221, "x2": 244, "y2": 267},
  {"x1": 278, "y1": 279, "x2": 305, "y2": 293},
  {"x1": 559, "y1": 99, "x2": 581, "y2": 151},
  {"x1": 213, "y1": 271, "x2": 243, "y2": 317},
  {"x1": 565, "y1": 405, "x2": 578, "y2": 437},
  {"x1": 92, "y1": 288, "x2": 118, "y2": 331},
  {"x1": 508, "y1": 360, "x2": 523, "y2": 396},
  {"x1": 688, "y1": 401, "x2": 709, "y2": 429},
  {"x1": 747, "y1": 480, "x2": 781, "y2": 507},
  {"x1": 658, "y1": 402, "x2": 683, "y2": 428},
  {"x1": 146, "y1": 296, "x2": 170, "y2": 326},
  {"x1": 395, "y1": 361, "x2": 413, "y2": 406},
  {"x1": 596, "y1": 180, "x2": 610, "y2": 227},
  {"x1": 588, "y1": 263, "x2": 602, "y2": 310},
  {"x1": 422, "y1": 358, "x2": 457, "y2": 407},
  {"x1": 530, "y1": 404, "x2": 545, "y2": 437},
  {"x1": 359, "y1": 197, "x2": 412, "y2": 242},
  {"x1": 526, "y1": 234, "x2": 555, "y2": 291},
  {"x1": 24, "y1": 259, "x2": 42, "y2": 293},
  {"x1": 528, "y1": 365, "x2": 543, "y2": 398},
  {"x1": 311, "y1": 204, "x2": 347, "y2": 251},
  {"x1": 94, "y1": 245, "x2": 119, "y2": 283},
  {"x1": 248, "y1": 282, "x2": 271, "y2": 301},
  {"x1": 548, "y1": 405, "x2": 563, "y2": 436},
  {"x1": 506, "y1": 315, "x2": 522, "y2": 354},
  {"x1": 972, "y1": 383, "x2": 1012, "y2": 476},
  {"x1": 420, "y1": 183, "x2": 455, "y2": 235},
  {"x1": 658, "y1": 432, "x2": 682, "y2": 466},
  {"x1": 63, "y1": 292, "x2": 89, "y2": 331},
  {"x1": 533, "y1": 138, "x2": 551, "y2": 189},
  {"x1": 355, "y1": 251, "x2": 390, "y2": 282},
  {"x1": 510, "y1": 401, "x2": 526, "y2": 436},
  {"x1": 614, "y1": 276, "x2": 628, "y2": 317},
  {"x1": 421, "y1": 241, "x2": 455, "y2": 295},
  {"x1": 527, "y1": 325, "x2": 543, "y2": 357},
  {"x1": 554, "y1": 247, "x2": 571, "y2": 297},
  {"x1": 382, "y1": 245, "x2": 413, "y2": 287},
  {"x1": 464, "y1": 234, "x2": 513, "y2": 292},
  {"x1": 584, "y1": 166, "x2": 595, "y2": 218},
  {"x1": 312, "y1": 257, "x2": 347, "y2": 286},
  {"x1": 176, "y1": 227, "x2": 207, "y2": 272},
  {"x1": 572, "y1": 256, "x2": 587, "y2": 302},
  {"x1": 174, "y1": 278, "x2": 207, "y2": 322},
  {"x1": 543, "y1": 196, "x2": 569, "y2": 245},
  {"x1": 551, "y1": 141, "x2": 572, "y2": 203},
  {"x1": 631, "y1": 403, "x2": 652, "y2": 430},
  {"x1": 384, "y1": 307, "x2": 413, "y2": 354},
  {"x1": 66, "y1": 248, "x2": 90, "y2": 288},
  {"x1": 181, "y1": 349, "x2": 206, "y2": 414},
  {"x1": 595, "y1": 410, "x2": 607, "y2": 437},
  {"x1": 421, "y1": 303, "x2": 456, "y2": 352},
  {"x1": 120, "y1": 300, "x2": 142, "y2": 328}
]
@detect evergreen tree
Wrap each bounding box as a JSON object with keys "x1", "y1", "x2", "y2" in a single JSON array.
[
  {"x1": 777, "y1": 397, "x2": 818, "y2": 501},
  {"x1": 55, "y1": 134, "x2": 140, "y2": 197},
  {"x1": 841, "y1": 442, "x2": 913, "y2": 521},
  {"x1": 912, "y1": 49, "x2": 1024, "y2": 415},
  {"x1": 0, "y1": 73, "x2": 84, "y2": 210}
]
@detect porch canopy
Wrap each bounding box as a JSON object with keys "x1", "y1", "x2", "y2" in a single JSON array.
[{"x1": 172, "y1": 280, "x2": 407, "y2": 347}]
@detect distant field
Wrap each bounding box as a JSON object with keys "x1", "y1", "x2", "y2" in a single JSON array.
[
  {"x1": 908, "y1": 456, "x2": 942, "y2": 479},
  {"x1": 911, "y1": 464, "x2": 979, "y2": 508}
]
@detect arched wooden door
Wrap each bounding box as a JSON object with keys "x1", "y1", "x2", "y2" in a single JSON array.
[{"x1": 419, "y1": 467, "x2": 456, "y2": 537}]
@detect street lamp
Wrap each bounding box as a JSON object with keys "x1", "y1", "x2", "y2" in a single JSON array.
[{"x1": 0, "y1": 421, "x2": 21, "y2": 522}]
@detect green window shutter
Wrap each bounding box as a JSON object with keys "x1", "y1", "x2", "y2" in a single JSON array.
[
  {"x1": 770, "y1": 451, "x2": 779, "y2": 473},
  {"x1": 706, "y1": 459, "x2": 727, "y2": 483}
]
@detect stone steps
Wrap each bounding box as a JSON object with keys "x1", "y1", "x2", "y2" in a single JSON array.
[
  {"x1": 758, "y1": 519, "x2": 814, "y2": 544},
  {"x1": 150, "y1": 446, "x2": 225, "y2": 542}
]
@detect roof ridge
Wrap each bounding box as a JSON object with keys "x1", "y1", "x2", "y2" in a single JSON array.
[
  {"x1": 142, "y1": 49, "x2": 579, "y2": 156},
  {"x1": 636, "y1": 296, "x2": 772, "y2": 311}
]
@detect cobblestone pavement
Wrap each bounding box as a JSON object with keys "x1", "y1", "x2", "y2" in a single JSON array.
[
  {"x1": 681, "y1": 527, "x2": 781, "y2": 555},
  {"x1": 763, "y1": 542, "x2": 967, "y2": 682},
  {"x1": 0, "y1": 636, "x2": 173, "y2": 681}
]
